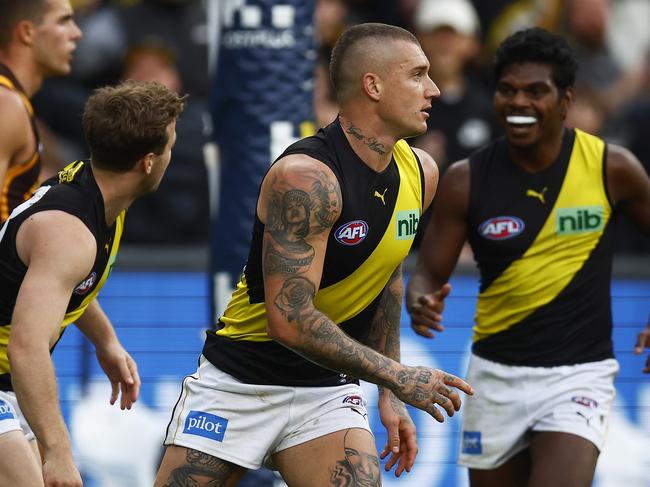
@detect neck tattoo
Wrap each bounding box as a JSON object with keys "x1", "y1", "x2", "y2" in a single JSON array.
[{"x1": 345, "y1": 121, "x2": 387, "y2": 155}]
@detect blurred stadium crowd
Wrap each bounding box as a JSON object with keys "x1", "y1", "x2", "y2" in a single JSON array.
[{"x1": 34, "y1": 0, "x2": 650, "y2": 254}]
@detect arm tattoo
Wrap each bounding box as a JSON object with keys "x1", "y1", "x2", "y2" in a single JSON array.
[
  {"x1": 265, "y1": 167, "x2": 404, "y2": 389},
  {"x1": 366, "y1": 265, "x2": 403, "y2": 360},
  {"x1": 162, "y1": 448, "x2": 238, "y2": 487},
  {"x1": 344, "y1": 121, "x2": 387, "y2": 156},
  {"x1": 274, "y1": 277, "x2": 316, "y2": 322},
  {"x1": 263, "y1": 170, "x2": 340, "y2": 277}
]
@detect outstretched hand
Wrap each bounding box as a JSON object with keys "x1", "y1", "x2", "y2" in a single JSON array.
[
  {"x1": 393, "y1": 365, "x2": 473, "y2": 423},
  {"x1": 95, "y1": 341, "x2": 141, "y2": 409},
  {"x1": 634, "y1": 324, "x2": 650, "y2": 373},
  {"x1": 378, "y1": 390, "x2": 418, "y2": 477},
  {"x1": 409, "y1": 283, "x2": 451, "y2": 338}
]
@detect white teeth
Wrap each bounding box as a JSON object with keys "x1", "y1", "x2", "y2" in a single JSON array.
[{"x1": 507, "y1": 115, "x2": 537, "y2": 125}]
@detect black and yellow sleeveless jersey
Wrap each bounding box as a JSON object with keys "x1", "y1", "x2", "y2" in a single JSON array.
[
  {"x1": 0, "y1": 63, "x2": 41, "y2": 224},
  {"x1": 467, "y1": 128, "x2": 615, "y2": 366},
  {"x1": 0, "y1": 161, "x2": 124, "y2": 391},
  {"x1": 203, "y1": 118, "x2": 425, "y2": 386}
]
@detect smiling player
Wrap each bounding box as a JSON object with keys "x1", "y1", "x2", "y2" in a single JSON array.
[{"x1": 407, "y1": 27, "x2": 650, "y2": 487}]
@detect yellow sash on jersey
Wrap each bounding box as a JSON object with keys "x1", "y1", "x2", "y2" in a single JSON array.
[
  {"x1": 218, "y1": 139, "x2": 423, "y2": 341},
  {"x1": 474, "y1": 130, "x2": 610, "y2": 341}
]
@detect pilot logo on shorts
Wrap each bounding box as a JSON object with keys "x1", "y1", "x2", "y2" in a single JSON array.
[
  {"x1": 479, "y1": 216, "x2": 524, "y2": 240},
  {"x1": 462, "y1": 431, "x2": 482, "y2": 454},
  {"x1": 0, "y1": 400, "x2": 15, "y2": 421},
  {"x1": 183, "y1": 410, "x2": 228, "y2": 442},
  {"x1": 334, "y1": 220, "x2": 368, "y2": 246},
  {"x1": 73, "y1": 272, "x2": 97, "y2": 295}
]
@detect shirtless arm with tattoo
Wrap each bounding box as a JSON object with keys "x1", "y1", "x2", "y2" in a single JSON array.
[{"x1": 261, "y1": 154, "x2": 473, "y2": 422}]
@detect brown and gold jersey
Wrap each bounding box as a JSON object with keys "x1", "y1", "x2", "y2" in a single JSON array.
[{"x1": 0, "y1": 64, "x2": 41, "y2": 223}]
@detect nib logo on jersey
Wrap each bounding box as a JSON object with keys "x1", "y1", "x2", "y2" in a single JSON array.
[
  {"x1": 479, "y1": 216, "x2": 524, "y2": 240},
  {"x1": 183, "y1": 410, "x2": 229, "y2": 442},
  {"x1": 556, "y1": 206, "x2": 604, "y2": 235},
  {"x1": 396, "y1": 210, "x2": 419, "y2": 240}
]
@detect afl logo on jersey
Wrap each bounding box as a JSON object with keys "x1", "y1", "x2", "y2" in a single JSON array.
[
  {"x1": 73, "y1": 272, "x2": 97, "y2": 295},
  {"x1": 334, "y1": 220, "x2": 368, "y2": 246},
  {"x1": 479, "y1": 216, "x2": 524, "y2": 240}
]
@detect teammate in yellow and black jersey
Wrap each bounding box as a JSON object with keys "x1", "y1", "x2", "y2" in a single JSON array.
[
  {"x1": 204, "y1": 118, "x2": 426, "y2": 386},
  {"x1": 0, "y1": 160, "x2": 124, "y2": 391},
  {"x1": 157, "y1": 23, "x2": 474, "y2": 487},
  {"x1": 0, "y1": 80, "x2": 184, "y2": 487},
  {"x1": 407, "y1": 27, "x2": 650, "y2": 487}
]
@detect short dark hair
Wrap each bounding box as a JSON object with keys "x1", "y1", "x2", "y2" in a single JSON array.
[
  {"x1": 0, "y1": 0, "x2": 48, "y2": 48},
  {"x1": 329, "y1": 23, "x2": 419, "y2": 97},
  {"x1": 494, "y1": 28, "x2": 577, "y2": 91},
  {"x1": 82, "y1": 80, "x2": 186, "y2": 172}
]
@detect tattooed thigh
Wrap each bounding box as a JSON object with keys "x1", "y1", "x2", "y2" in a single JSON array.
[
  {"x1": 161, "y1": 448, "x2": 242, "y2": 487},
  {"x1": 329, "y1": 431, "x2": 381, "y2": 486}
]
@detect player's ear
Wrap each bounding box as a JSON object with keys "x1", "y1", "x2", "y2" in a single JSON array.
[
  {"x1": 142, "y1": 153, "x2": 155, "y2": 174},
  {"x1": 15, "y1": 20, "x2": 36, "y2": 46},
  {"x1": 560, "y1": 86, "x2": 573, "y2": 118},
  {"x1": 363, "y1": 72, "x2": 382, "y2": 101}
]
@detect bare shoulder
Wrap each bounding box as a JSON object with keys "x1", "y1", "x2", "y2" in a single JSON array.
[
  {"x1": 435, "y1": 158, "x2": 471, "y2": 215},
  {"x1": 16, "y1": 210, "x2": 96, "y2": 281},
  {"x1": 411, "y1": 147, "x2": 439, "y2": 209},
  {"x1": 608, "y1": 143, "x2": 641, "y2": 170},
  {"x1": 258, "y1": 153, "x2": 342, "y2": 230},
  {"x1": 606, "y1": 144, "x2": 650, "y2": 204},
  {"x1": 0, "y1": 89, "x2": 31, "y2": 158},
  {"x1": 412, "y1": 146, "x2": 438, "y2": 176},
  {"x1": 441, "y1": 158, "x2": 470, "y2": 192}
]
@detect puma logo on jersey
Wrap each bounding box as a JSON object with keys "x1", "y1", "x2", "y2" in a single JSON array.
[
  {"x1": 374, "y1": 188, "x2": 387, "y2": 205},
  {"x1": 526, "y1": 187, "x2": 547, "y2": 204}
]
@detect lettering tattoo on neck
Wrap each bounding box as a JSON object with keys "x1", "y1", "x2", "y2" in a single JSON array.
[{"x1": 345, "y1": 121, "x2": 387, "y2": 156}]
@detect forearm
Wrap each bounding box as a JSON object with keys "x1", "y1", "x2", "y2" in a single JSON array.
[
  {"x1": 366, "y1": 267, "x2": 403, "y2": 403},
  {"x1": 283, "y1": 304, "x2": 405, "y2": 389},
  {"x1": 75, "y1": 299, "x2": 119, "y2": 348},
  {"x1": 10, "y1": 347, "x2": 72, "y2": 457}
]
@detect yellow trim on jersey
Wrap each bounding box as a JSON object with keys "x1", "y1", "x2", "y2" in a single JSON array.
[
  {"x1": 218, "y1": 139, "x2": 422, "y2": 341},
  {"x1": 60, "y1": 211, "x2": 124, "y2": 327},
  {"x1": 0, "y1": 76, "x2": 33, "y2": 115},
  {"x1": 473, "y1": 129, "x2": 610, "y2": 341},
  {"x1": 0, "y1": 212, "x2": 124, "y2": 374}
]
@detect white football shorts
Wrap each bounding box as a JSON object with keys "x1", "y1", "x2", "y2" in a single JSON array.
[
  {"x1": 0, "y1": 390, "x2": 35, "y2": 440},
  {"x1": 458, "y1": 353, "x2": 619, "y2": 469},
  {"x1": 164, "y1": 355, "x2": 372, "y2": 470}
]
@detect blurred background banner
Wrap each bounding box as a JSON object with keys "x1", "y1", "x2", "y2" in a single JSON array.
[{"x1": 209, "y1": 0, "x2": 316, "y2": 318}]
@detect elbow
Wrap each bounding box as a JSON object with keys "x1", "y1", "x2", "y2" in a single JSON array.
[
  {"x1": 6, "y1": 339, "x2": 28, "y2": 371},
  {"x1": 266, "y1": 317, "x2": 300, "y2": 349}
]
